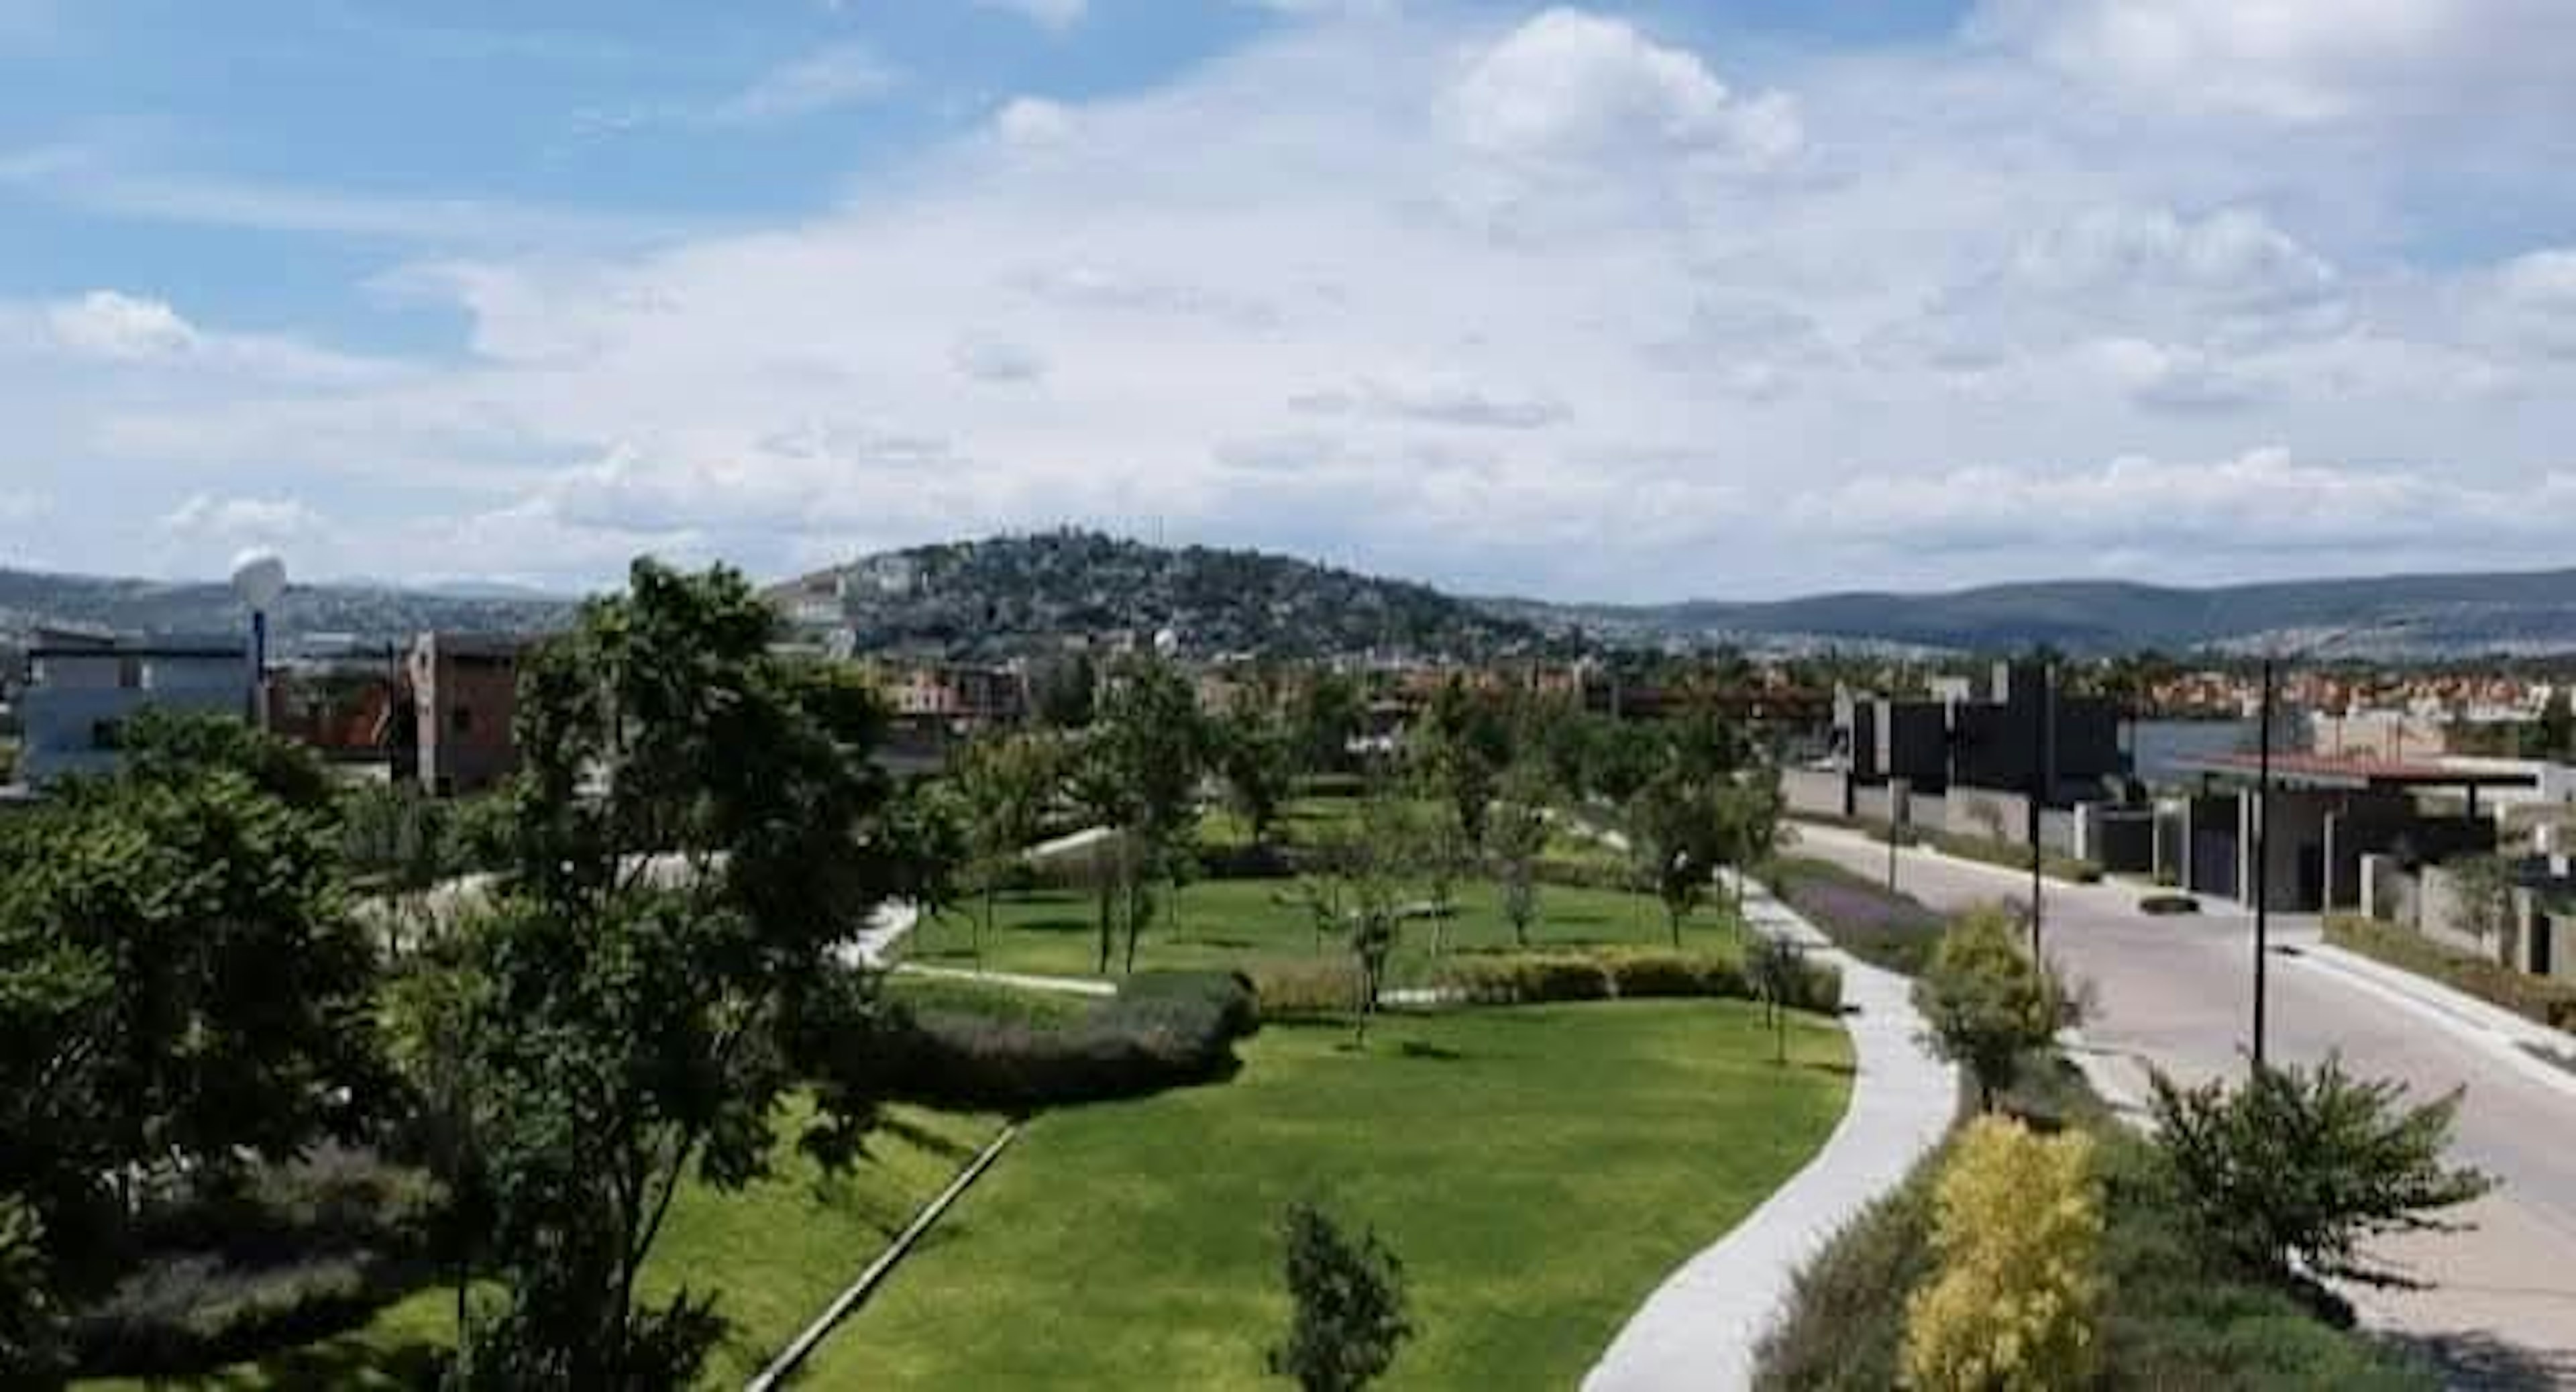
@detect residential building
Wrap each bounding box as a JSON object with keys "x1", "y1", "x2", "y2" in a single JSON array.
[
  {"x1": 18, "y1": 631, "x2": 250, "y2": 786},
  {"x1": 410, "y1": 632, "x2": 529, "y2": 796},
  {"x1": 1833, "y1": 660, "x2": 2125, "y2": 803}
]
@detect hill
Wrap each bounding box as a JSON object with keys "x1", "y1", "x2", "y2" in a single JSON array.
[
  {"x1": 1512, "y1": 568, "x2": 2576, "y2": 657},
  {"x1": 0, "y1": 568, "x2": 575, "y2": 652},
  {"x1": 771, "y1": 531, "x2": 1548, "y2": 660}
]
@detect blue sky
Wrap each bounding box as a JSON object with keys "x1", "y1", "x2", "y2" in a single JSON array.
[{"x1": 3, "y1": 0, "x2": 2573, "y2": 600}]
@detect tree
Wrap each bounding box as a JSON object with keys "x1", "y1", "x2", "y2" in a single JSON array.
[
  {"x1": 444, "y1": 559, "x2": 909, "y2": 1389},
  {"x1": 0, "y1": 1195, "x2": 64, "y2": 1387},
  {"x1": 1750, "y1": 932, "x2": 1809, "y2": 1065},
  {"x1": 1417, "y1": 678, "x2": 1508, "y2": 850},
  {"x1": 1486, "y1": 765, "x2": 1551, "y2": 949},
  {"x1": 1214, "y1": 709, "x2": 1294, "y2": 849},
  {"x1": 949, "y1": 733, "x2": 1056, "y2": 964},
  {"x1": 1291, "y1": 670, "x2": 1364, "y2": 774},
  {"x1": 1267, "y1": 1200, "x2": 1413, "y2": 1392},
  {"x1": 1627, "y1": 771, "x2": 1721, "y2": 948},
  {"x1": 1715, "y1": 769, "x2": 1786, "y2": 919},
  {"x1": 0, "y1": 714, "x2": 383, "y2": 1229},
  {"x1": 1347, "y1": 792, "x2": 1411, "y2": 1046},
  {"x1": 1090, "y1": 655, "x2": 1205, "y2": 974},
  {"x1": 1902, "y1": 1116, "x2": 2102, "y2": 1392},
  {"x1": 1029, "y1": 651, "x2": 1097, "y2": 729},
  {"x1": 2148, "y1": 1054, "x2": 2495, "y2": 1292},
  {"x1": 1920, "y1": 908, "x2": 2056, "y2": 1112},
  {"x1": 341, "y1": 783, "x2": 465, "y2": 959}
]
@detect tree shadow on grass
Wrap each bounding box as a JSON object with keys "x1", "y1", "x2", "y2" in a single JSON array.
[
  {"x1": 126, "y1": 1336, "x2": 449, "y2": 1391},
  {"x1": 2382, "y1": 1329, "x2": 2576, "y2": 1391},
  {"x1": 1396, "y1": 1040, "x2": 1466, "y2": 1063}
]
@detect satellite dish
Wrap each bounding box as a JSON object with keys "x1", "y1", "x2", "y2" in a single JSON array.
[{"x1": 230, "y1": 549, "x2": 288, "y2": 610}]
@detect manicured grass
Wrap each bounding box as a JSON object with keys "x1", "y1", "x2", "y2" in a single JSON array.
[
  {"x1": 914, "y1": 875, "x2": 1746, "y2": 985},
  {"x1": 73, "y1": 1102, "x2": 1002, "y2": 1391},
  {"x1": 805, "y1": 1000, "x2": 1853, "y2": 1389}
]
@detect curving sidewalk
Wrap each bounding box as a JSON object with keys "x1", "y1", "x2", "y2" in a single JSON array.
[{"x1": 1586, "y1": 873, "x2": 1955, "y2": 1392}]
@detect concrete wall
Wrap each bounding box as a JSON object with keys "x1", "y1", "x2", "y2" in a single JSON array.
[
  {"x1": 1852, "y1": 782, "x2": 1896, "y2": 824},
  {"x1": 2241, "y1": 788, "x2": 2333, "y2": 912},
  {"x1": 2082, "y1": 804, "x2": 2156, "y2": 873},
  {"x1": 1877, "y1": 702, "x2": 1951, "y2": 786},
  {"x1": 21, "y1": 684, "x2": 248, "y2": 785},
  {"x1": 1948, "y1": 786, "x2": 2031, "y2": 846},
  {"x1": 2184, "y1": 793, "x2": 2240, "y2": 898},
  {"x1": 1782, "y1": 767, "x2": 1851, "y2": 819}
]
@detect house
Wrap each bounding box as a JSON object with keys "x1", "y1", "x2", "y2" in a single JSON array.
[
  {"x1": 17, "y1": 631, "x2": 250, "y2": 786},
  {"x1": 2162, "y1": 753, "x2": 2524, "y2": 912},
  {"x1": 409, "y1": 633, "x2": 530, "y2": 796}
]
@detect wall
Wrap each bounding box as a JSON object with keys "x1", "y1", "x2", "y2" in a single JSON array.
[
  {"x1": 1781, "y1": 767, "x2": 1851, "y2": 820},
  {"x1": 20, "y1": 684, "x2": 247, "y2": 785},
  {"x1": 2241, "y1": 788, "x2": 2333, "y2": 911},
  {"x1": 2081, "y1": 805, "x2": 2155, "y2": 873},
  {"x1": 1948, "y1": 786, "x2": 2032, "y2": 847},
  {"x1": 2318, "y1": 790, "x2": 2420, "y2": 910},
  {"x1": 2184, "y1": 794, "x2": 2240, "y2": 898}
]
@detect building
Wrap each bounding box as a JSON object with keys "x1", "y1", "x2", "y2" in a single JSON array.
[
  {"x1": 1834, "y1": 660, "x2": 2126, "y2": 802},
  {"x1": 877, "y1": 661, "x2": 1027, "y2": 728},
  {"x1": 2163, "y1": 753, "x2": 2524, "y2": 912},
  {"x1": 409, "y1": 633, "x2": 530, "y2": 796},
  {"x1": 17, "y1": 631, "x2": 250, "y2": 786}
]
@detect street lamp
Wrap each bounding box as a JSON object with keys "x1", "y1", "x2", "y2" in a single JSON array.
[{"x1": 230, "y1": 549, "x2": 287, "y2": 730}]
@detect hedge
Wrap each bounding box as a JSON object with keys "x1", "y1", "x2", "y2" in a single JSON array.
[
  {"x1": 1247, "y1": 959, "x2": 1366, "y2": 1020},
  {"x1": 877, "y1": 969, "x2": 1260, "y2": 1110},
  {"x1": 1432, "y1": 947, "x2": 1841, "y2": 1014},
  {"x1": 2324, "y1": 914, "x2": 2576, "y2": 1032},
  {"x1": 69, "y1": 1146, "x2": 445, "y2": 1377}
]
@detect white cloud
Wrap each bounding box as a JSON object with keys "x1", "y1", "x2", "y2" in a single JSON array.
[
  {"x1": 973, "y1": 0, "x2": 1087, "y2": 32},
  {"x1": 16, "y1": 5, "x2": 2576, "y2": 597},
  {"x1": 48, "y1": 290, "x2": 198, "y2": 360},
  {"x1": 708, "y1": 44, "x2": 898, "y2": 125},
  {"x1": 1973, "y1": 0, "x2": 2576, "y2": 125},
  {"x1": 1443, "y1": 8, "x2": 1799, "y2": 166},
  {"x1": 993, "y1": 96, "x2": 1076, "y2": 147},
  {"x1": 160, "y1": 492, "x2": 325, "y2": 544}
]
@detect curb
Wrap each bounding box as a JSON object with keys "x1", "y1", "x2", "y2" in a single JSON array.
[
  {"x1": 2285, "y1": 945, "x2": 2576, "y2": 1103},
  {"x1": 745, "y1": 1122, "x2": 1022, "y2": 1391}
]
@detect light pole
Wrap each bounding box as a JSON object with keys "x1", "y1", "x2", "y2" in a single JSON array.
[
  {"x1": 2027, "y1": 660, "x2": 2052, "y2": 957},
  {"x1": 230, "y1": 549, "x2": 287, "y2": 731},
  {"x1": 2251, "y1": 655, "x2": 2273, "y2": 1069}
]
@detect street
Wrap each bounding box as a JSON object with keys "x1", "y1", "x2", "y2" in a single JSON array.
[{"x1": 1792, "y1": 824, "x2": 2576, "y2": 1387}]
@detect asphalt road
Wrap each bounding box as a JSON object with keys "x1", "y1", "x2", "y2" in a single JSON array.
[{"x1": 1794, "y1": 824, "x2": 2576, "y2": 1387}]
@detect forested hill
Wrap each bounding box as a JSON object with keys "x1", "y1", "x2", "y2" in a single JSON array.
[{"x1": 769, "y1": 531, "x2": 1548, "y2": 660}]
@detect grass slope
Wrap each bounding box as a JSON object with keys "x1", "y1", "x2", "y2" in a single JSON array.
[{"x1": 806, "y1": 1000, "x2": 1851, "y2": 1388}]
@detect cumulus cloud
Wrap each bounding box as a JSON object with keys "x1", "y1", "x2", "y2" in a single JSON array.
[
  {"x1": 1444, "y1": 8, "x2": 1799, "y2": 166},
  {"x1": 48, "y1": 290, "x2": 198, "y2": 360}
]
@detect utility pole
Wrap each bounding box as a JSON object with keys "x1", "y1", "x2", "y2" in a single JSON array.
[
  {"x1": 1888, "y1": 776, "x2": 1908, "y2": 894},
  {"x1": 2252, "y1": 655, "x2": 2275, "y2": 1070},
  {"x1": 2027, "y1": 661, "x2": 2049, "y2": 957}
]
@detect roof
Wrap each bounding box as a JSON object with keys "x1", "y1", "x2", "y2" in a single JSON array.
[
  {"x1": 30, "y1": 634, "x2": 243, "y2": 659},
  {"x1": 2177, "y1": 752, "x2": 2538, "y2": 790}
]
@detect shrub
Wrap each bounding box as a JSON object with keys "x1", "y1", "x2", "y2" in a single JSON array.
[
  {"x1": 1269, "y1": 1200, "x2": 1411, "y2": 1392},
  {"x1": 876, "y1": 969, "x2": 1259, "y2": 1110},
  {"x1": 1597, "y1": 949, "x2": 1743, "y2": 1000},
  {"x1": 2324, "y1": 914, "x2": 2576, "y2": 1031},
  {"x1": 1431, "y1": 954, "x2": 1611, "y2": 1005},
  {"x1": 2138, "y1": 893, "x2": 2200, "y2": 916},
  {"x1": 2147, "y1": 1054, "x2": 2494, "y2": 1292},
  {"x1": 1527, "y1": 855, "x2": 1642, "y2": 892},
  {"x1": 1768, "y1": 858, "x2": 1944, "y2": 976},
  {"x1": 1250, "y1": 960, "x2": 1366, "y2": 1020},
  {"x1": 1754, "y1": 1149, "x2": 1939, "y2": 1391},
  {"x1": 1920, "y1": 908, "x2": 2058, "y2": 1112},
  {"x1": 1902, "y1": 1116, "x2": 2103, "y2": 1392}
]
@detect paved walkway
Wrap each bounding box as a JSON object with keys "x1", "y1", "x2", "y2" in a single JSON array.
[{"x1": 1586, "y1": 872, "x2": 1955, "y2": 1392}]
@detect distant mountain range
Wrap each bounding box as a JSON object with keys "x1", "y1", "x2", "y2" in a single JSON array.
[
  {"x1": 1491, "y1": 569, "x2": 2576, "y2": 659},
  {"x1": 0, "y1": 568, "x2": 574, "y2": 652},
  {"x1": 11, "y1": 541, "x2": 2576, "y2": 661}
]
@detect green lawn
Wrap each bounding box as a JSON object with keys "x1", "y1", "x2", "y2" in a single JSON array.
[
  {"x1": 73, "y1": 1102, "x2": 1002, "y2": 1391},
  {"x1": 804, "y1": 1000, "x2": 1852, "y2": 1388},
  {"x1": 912, "y1": 875, "x2": 1746, "y2": 985}
]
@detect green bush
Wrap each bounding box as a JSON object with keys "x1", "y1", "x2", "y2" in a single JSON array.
[
  {"x1": 2324, "y1": 914, "x2": 2576, "y2": 1031},
  {"x1": 1431, "y1": 954, "x2": 1613, "y2": 1005},
  {"x1": 876, "y1": 969, "x2": 1259, "y2": 1110},
  {"x1": 1249, "y1": 960, "x2": 1366, "y2": 1020},
  {"x1": 1595, "y1": 949, "x2": 1742, "y2": 999},
  {"x1": 1754, "y1": 1147, "x2": 1940, "y2": 1391}
]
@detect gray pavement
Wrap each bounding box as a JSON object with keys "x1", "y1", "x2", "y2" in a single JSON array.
[
  {"x1": 1587, "y1": 871, "x2": 1955, "y2": 1392},
  {"x1": 1793, "y1": 824, "x2": 2576, "y2": 1386}
]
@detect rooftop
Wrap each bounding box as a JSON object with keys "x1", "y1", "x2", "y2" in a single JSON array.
[{"x1": 2178, "y1": 752, "x2": 2539, "y2": 790}]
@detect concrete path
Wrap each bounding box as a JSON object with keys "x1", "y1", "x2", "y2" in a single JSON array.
[
  {"x1": 890, "y1": 963, "x2": 1120, "y2": 998},
  {"x1": 1586, "y1": 871, "x2": 1955, "y2": 1392},
  {"x1": 836, "y1": 900, "x2": 922, "y2": 970}
]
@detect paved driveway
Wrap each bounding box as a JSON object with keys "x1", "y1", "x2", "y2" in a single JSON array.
[{"x1": 1794, "y1": 824, "x2": 2576, "y2": 1387}]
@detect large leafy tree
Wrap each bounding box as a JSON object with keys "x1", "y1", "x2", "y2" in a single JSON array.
[
  {"x1": 0, "y1": 713, "x2": 383, "y2": 1369},
  {"x1": 1214, "y1": 708, "x2": 1295, "y2": 849},
  {"x1": 444, "y1": 559, "x2": 908, "y2": 1389},
  {"x1": 1289, "y1": 670, "x2": 1364, "y2": 775},
  {"x1": 1088, "y1": 655, "x2": 1205, "y2": 973}
]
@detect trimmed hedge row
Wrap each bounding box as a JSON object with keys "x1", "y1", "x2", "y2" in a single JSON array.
[
  {"x1": 2324, "y1": 914, "x2": 2576, "y2": 1032},
  {"x1": 877, "y1": 969, "x2": 1260, "y2": 1110},
  {"x1": 1434, "y1": 947, "x2": 1843, "y2": 1014}
]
